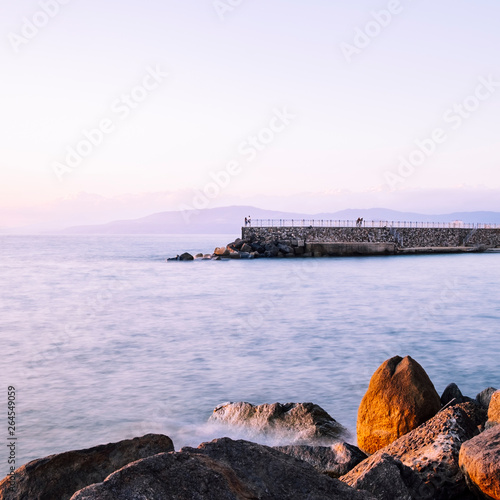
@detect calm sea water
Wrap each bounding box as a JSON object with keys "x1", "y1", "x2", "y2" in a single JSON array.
[{"x1": 1, "y1": 234, "x2": 499, "y2": 469}]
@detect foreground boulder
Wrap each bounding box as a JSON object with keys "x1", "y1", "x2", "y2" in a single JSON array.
[
  {"x1": 210, "y1": 401, "x2": 347, "y2": 444},
  {"x1": 357, "y1": 355, "x2": 441, "y2": 454},
  {"x1": 486, "y1": 390, "x2": 500, "y2": 428},
  {"x1": 351, "y1": 405, "x2": 478, "y2": 500},
  {"x1": 0, "y1": 434, "x2": 174, "y2": 500},
  {"x1": 274, "y1": 442, "x2": 367, "y2": 477},
  {"x1": 459, "y1": 425, "x2": 500, "y2": 500},
  {"x1": 73, "y1": 438, "x2": 376, "y2": 500},
  {"x1": 341, "y1": 453, "x2": 426, "y2": 500}
]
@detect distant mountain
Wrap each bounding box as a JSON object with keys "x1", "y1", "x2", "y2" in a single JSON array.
[
  {"x1": 58, "y1": 206, "x2": 500, "y2": 235},
  {"x1": 314, "y1": 208, "x2": 500, "y2": 224}
]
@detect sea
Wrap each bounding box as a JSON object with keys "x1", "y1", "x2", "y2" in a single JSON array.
[{"x1": 1, "y1": 234, "x2": 499, "y2": 470}]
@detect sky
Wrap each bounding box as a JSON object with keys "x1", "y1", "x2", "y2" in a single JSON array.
[{"x1": 1, "y1": 0, "x2": 500, "y2": 229}]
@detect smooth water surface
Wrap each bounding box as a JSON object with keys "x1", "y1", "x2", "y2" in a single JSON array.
[{"x1": 1, "y1": 234, "x2": 499, "y2": 467}]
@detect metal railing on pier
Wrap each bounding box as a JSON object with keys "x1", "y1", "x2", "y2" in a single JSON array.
[{"x1": 247, "y1": 219, "x2": 500, "y2": 229}]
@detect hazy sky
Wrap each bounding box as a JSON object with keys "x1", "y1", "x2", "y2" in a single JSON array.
[{"x1": 1, "y1": 0, "x2": 500, "y2": 228}]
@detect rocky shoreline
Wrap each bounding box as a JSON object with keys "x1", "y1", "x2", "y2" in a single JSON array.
[{"x1": 1, "y1": 356, "x2": 499, "y2": 499}]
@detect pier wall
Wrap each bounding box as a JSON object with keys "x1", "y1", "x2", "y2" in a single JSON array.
[{"x1": 241, "y1": 226, "x2": 500, "y2": 255}]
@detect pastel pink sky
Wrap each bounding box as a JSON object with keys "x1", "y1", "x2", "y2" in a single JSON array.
[{"x1": 1, "y1": 0, "x2": 499, "y2": 229}]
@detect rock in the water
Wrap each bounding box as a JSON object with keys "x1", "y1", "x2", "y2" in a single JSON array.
[
  {"x1": 362, "y1": 405, "x2": 478, "y2": 500},
  {"x1": 72, "y1": 438, "x2": 376, "y2": 500},
  {"x1": 179, "y1": 252, "x2": 194, "y2": 261},
  {"x1": 250, "y1": 242, "x2": 265, "y2": 253},
  {"x1": 274, "y1": 442, "x2": 367, "y2": 477},
  {"x1": 357, "y1": 355, "x2": 441, "y2": 454},
  {"x1": 214, "y1": 246, "x2": 230, "y2": 257},
  {"x1": 278, "y1": 243, "x2": 292, "y2": 254},
  {"x1": 340, "y1": 453, "x2": 426, "y2": 500},
  {"x1": 459, "y1": 424, "x2": 500, "y2": 500},
  {"x1": 210, "y1": 401, "x2": 347, "y2": 444},
  {"x1": 441, "y1": 382, "x2": 465, "y2": 406},
  {"x1": 240, "y1": 243, "x2": 252, "y2": 253},
  {"x1": 476, "y1": 387, "x2": 498, "y2": 409},
  {"x1": 486, "y1": 390, "x2": 500, "y2": 428},
  {"x1": 264, "y1": 243, "x2": 279, "y2": 257},
  {"x1": 0, "y1": 434, "x2": 174, "y2": 500}
]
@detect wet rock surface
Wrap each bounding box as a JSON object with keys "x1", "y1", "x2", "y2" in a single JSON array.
[{"x1": 209, "y1": 401, "x2": 347, "y2": 444}]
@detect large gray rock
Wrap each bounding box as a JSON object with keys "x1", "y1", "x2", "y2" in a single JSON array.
[
  {"x1": 264, "y1": 243, "x2": 279, "y2": 257},
  {"x1": 341, "y1": 453, "x2": 427, "y2": 500},
  {"x1": 0, "y1": 434, "x2": 174, "y2": 500},
  {"x1": 72, "y1": 438, "x2": 376, "y2": 500},
  {"x1": 277, "y1": 243, "x2": 292, "y2": 254},
  {"x1": 459, "y1": 425, "x2": 500, "y2": 500},
  {"x1": 179, "y1": 252, "x2": 194, "y2": 261},
  {"x1": 440, "y1": 383, "x2": 465, "y2": 406},
  {"x1": 209, "y1": 401, "x2": 347, "y2": 444},
  {"x1": 274, "y1": 442, "x2": 367, "y2": 477},
  {"x1": 357, "y1": 405, "x2": 479, "y2": 500},
  {"x1": 476, "y1": 387, "x2": 497, "y2": 409},
  {"x1": 240, "y1": 243, "x2": 252, "y2": 253}
]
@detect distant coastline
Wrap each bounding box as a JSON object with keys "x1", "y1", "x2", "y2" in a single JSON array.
[{"x1": 51, "y1": 206, "x2": 500, "y2": 235}]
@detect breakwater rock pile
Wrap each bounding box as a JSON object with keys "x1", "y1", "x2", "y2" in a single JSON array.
[
  {"x1": 167, "y1": 226, "x2": 500, "y2": 260},
  {"x1": 2, "y1": 356, "x2": 499, "y2": 499}
]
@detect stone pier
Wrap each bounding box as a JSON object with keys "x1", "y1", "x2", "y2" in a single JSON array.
[{"x1": 239, "y1": 226, "x2": 500, "y2": 257}]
